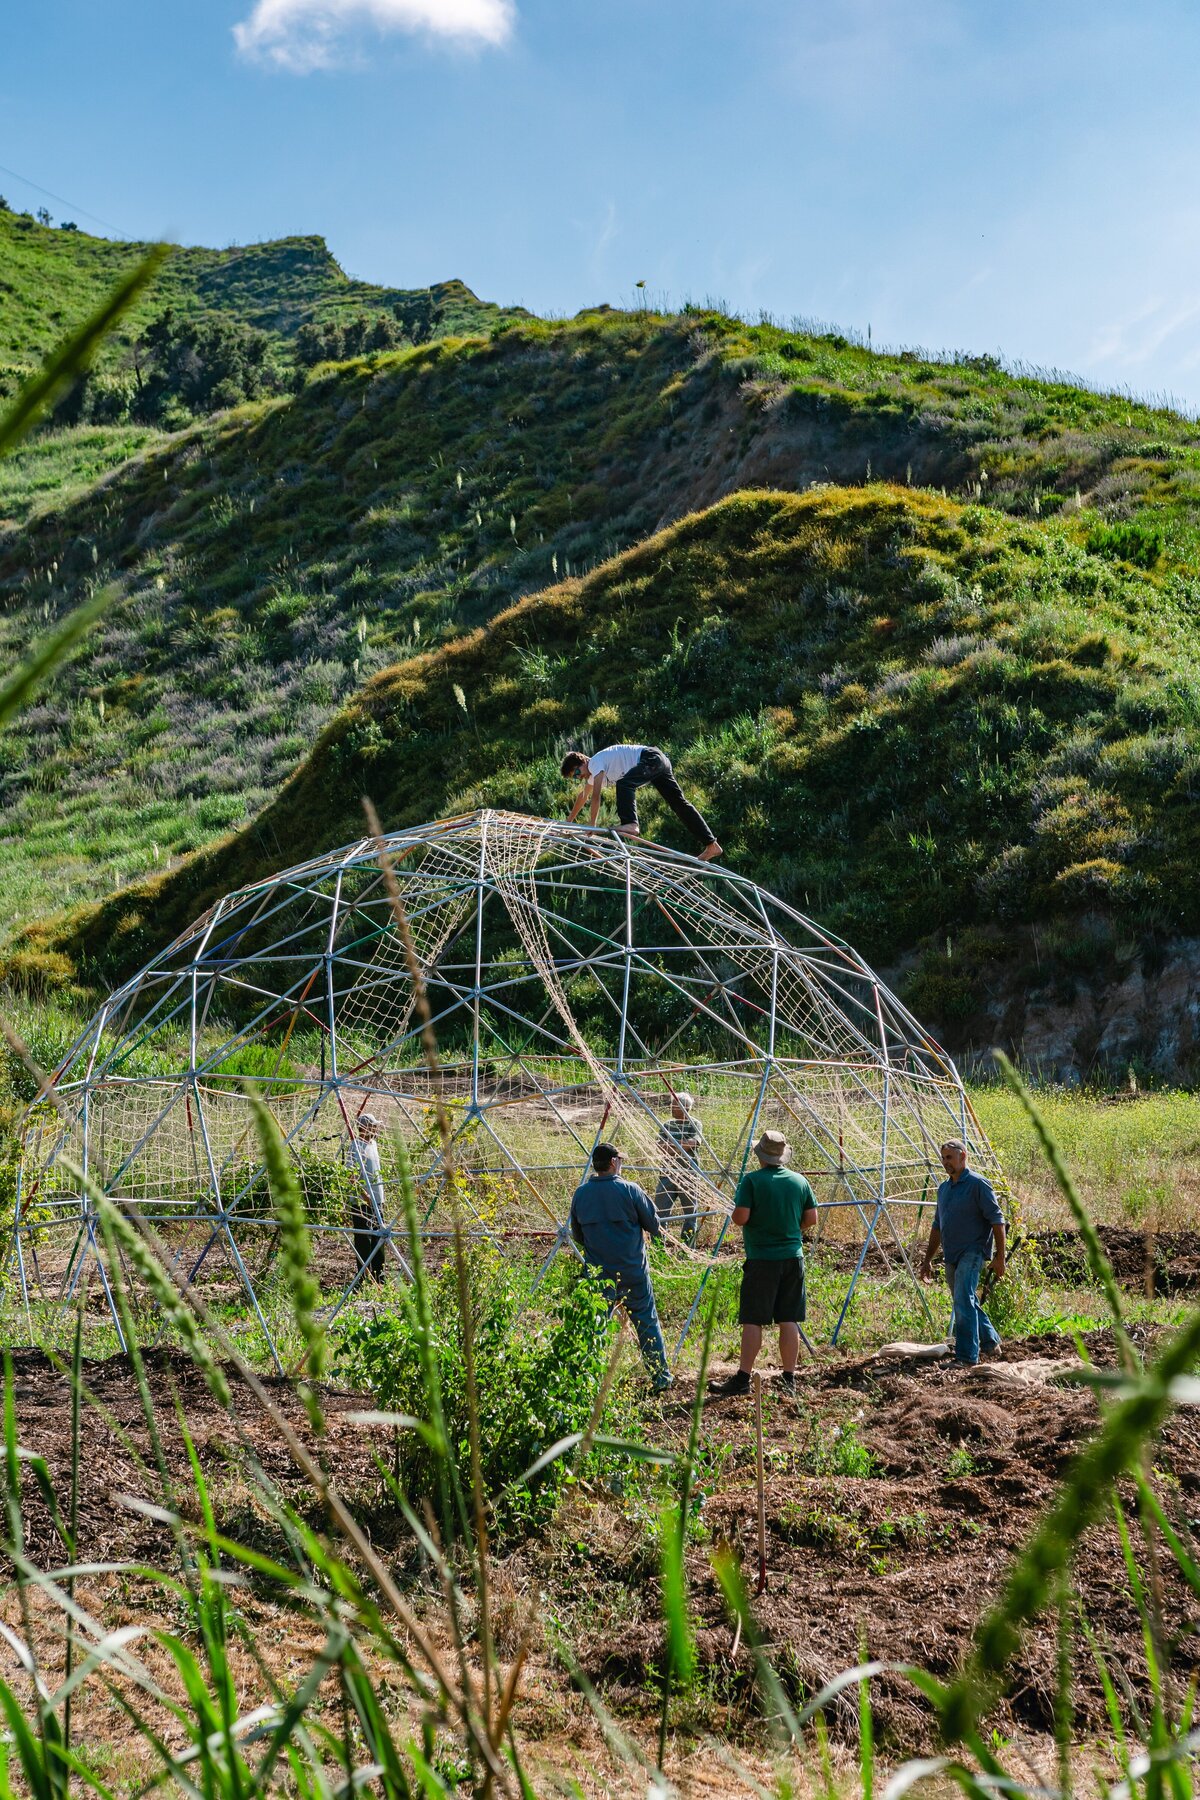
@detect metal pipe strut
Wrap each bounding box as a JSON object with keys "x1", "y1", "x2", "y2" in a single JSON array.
[{"x1": 11, "y1": 811, "x2": 998, "y2": 1357}]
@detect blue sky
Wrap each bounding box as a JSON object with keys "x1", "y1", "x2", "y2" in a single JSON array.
[{"x1": 6, "y1": 0, "x2": 1200, "y2": 408}]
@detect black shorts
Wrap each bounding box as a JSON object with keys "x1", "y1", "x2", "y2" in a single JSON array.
[{"x1": 738, "y1": 1256, "x2": 806, "y2": 1326}]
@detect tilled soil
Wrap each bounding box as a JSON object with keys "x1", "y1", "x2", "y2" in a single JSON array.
[
  {"x1": 576, "y1": 1327, "x2": 1200, "y2": 1748},
  {"x1": 3, "y1": 1345, "x2": 387, "y2": 1566},
  {"x1": 1037, "y1": 1227, "x2": 1200, "y2": 1296},
  {"x1": 5, "y1": 1326, "x2": 1199, "y2": 1757}
]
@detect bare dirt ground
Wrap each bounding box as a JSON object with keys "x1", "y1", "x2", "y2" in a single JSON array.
[
  {"x1": 814, "y1": 1226, "x2": 1200, "y2": 1298},
  {"x1": 1036, "y1": 1227, "x2": 1200, "y2": 1296},
  {"x1": 515, "y1": 1327, "x2": 1200, "y2": 1754},
  {"x1": 2, "y1": 1321, "x2": 1197, "y2": 1779}
]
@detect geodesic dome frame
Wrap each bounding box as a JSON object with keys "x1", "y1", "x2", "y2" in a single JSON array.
[{"x1": 16, "y1": 810, "x2": 1002, "y2": 1364}]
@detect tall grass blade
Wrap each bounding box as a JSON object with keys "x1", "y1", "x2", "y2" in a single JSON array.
[
  {"x1": 552, "y1": 1640, "x2": 656, "y2": 1782},
  {"x1": 859, "y1": 1635, "x2": 875, "y2": 1800},
  {"x1": 0, "y1": 247, "x2": 167, "y2": 456},
  {"x1": 658, "y1": 1289, "x2": 717, "y2": 1771},
  {"x1": 63, "y1": 1310, "x2": 83, "y2": 1761},
  {"x1": 242, "y1": 1083, "x2": 327, "y2": 1407},
  {"x1": 450, "y1": 1220, "x2": 495, "y2": 1734},
  {"x1": 1134, "y1": 1469, "x2": 1200, "y2": 1599},
  {"x1": 992, "y1": 1050, "x2": 1134, "y2": 1367},
  {"x1": 938, "y1": 1298, "x2": 1200, "y2": 1742},
  {"x1": 1053, "y1": 1573, "x2": 1073, "y2": 1800},
  {"x1": 712, "y1": 1543, "x2": 803, "y2": 1751},
  {"x1": 1080, "y1": 1615, "x2": 1132, "y2": 1781}
]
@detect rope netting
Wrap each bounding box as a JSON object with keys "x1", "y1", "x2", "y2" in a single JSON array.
[{"x1": 13, "y1": 810, "x2": 1003, "y2": 1361}]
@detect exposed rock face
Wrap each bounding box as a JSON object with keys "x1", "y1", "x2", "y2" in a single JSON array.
[{"x1": 897, "y1": 933, "x2": 1200, "y2": 1082}]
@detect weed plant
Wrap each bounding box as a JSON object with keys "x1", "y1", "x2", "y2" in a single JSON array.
[{"x1": 336, "y1": 1251, "x2": 627, "y2": 1535}]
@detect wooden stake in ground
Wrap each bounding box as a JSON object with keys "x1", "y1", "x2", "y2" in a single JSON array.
[{"x1": 754, "y1": 1372, "x2": 767, "y2": 1595}]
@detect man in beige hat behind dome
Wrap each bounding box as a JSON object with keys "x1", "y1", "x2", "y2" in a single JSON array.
[{"x1": 710, "y1": 1128, "x2": 817, "y2": 1398}]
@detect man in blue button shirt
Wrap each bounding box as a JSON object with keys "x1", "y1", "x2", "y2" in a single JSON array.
[
  {"x1": 569, "y1": 1142, "x2": 673, "y2": 1391},
  {"x1": 919, "y1": 1139, "x2": 1006, "y2": 1366}
]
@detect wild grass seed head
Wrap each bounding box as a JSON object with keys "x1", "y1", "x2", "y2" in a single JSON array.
[{"x1": 242, "y1": 1084, "x2": 328, "y2": 1393}]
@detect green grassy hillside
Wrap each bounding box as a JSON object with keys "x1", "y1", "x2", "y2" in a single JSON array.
[
  {"x1": 0, "y1": 314, "x2": 745, "y2": 924},
  {"x1": 0, "y1": 207, "x2": 521, "y2": 398},
  {"x1": 6, "y1": 300, "x2": 1200, "y2": 1065},
  {"x1": 20, "y1": 484, "x2": 1200, "y2": 1060}
]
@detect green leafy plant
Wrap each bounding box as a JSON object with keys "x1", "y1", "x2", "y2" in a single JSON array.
[
  {"x1": 1087, "y1": 518, "x2": 1162, "y2": 569},
  {"x1": 337, "y1": 1251, "x2": 617, "y2": 1533}
]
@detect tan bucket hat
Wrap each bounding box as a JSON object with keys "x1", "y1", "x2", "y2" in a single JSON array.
[{"x1": 753, "y1": 1129, "x2": 789, "y2": 1164}]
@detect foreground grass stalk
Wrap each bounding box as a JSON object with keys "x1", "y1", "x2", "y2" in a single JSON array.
[
  {"x1": 2, "y1": 1357, "x2": 44, "y2": 1740},
  {"x1": 992, "y1": 1049, "x2": 1134, "y2": 1372},
  {"x1": 61, "y1": 1309, "x2": 83, "y2": 1765},
  {"x1": 1054, "y1": 1571, "x2": 1073, "y2": 1800},
  {"x1": 0, "y1": 247, "x2": 167, "y2": 456},
  {"x1": 452, "y1": 1222, "x2": 497, "y2": 1744},
  {"x1": 242, "y1": 1083, "x2": 328, "y2": 1414},
  {"x1": 712, "y1": 1546, "x2": 806, "y2": 1754},
  {"x1": 937, "y1": 1298, "x2": 1200, "y2": 1742},
  {"x1": 658, "y1": 1289, "x2": 717, "y2": 1773},
  {"x1": 0, "y1": 584, "x2": 123, "y2": 739}
]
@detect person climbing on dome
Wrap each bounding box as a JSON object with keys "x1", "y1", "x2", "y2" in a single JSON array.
[
  {"x1": 569, "y1": 1142, "x2": 673, "y2": 1392},
  {"x1": 655, "y1": 1089, "x2": 704, "y2": 1244},
  {"x1": 561, "y1": 744, "x2": 722, "y2": 861},
  {"x1": 350, "y1": 1111, "x2": 387, "y2": 1283}
]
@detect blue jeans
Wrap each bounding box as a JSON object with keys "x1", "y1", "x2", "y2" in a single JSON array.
[
  {"x1": 610, "y1": 1273, "x2": 671, "y2": 1389},
  {"x1": 945, "y1": 1250, "x2": 1000, "y2": 1365}
]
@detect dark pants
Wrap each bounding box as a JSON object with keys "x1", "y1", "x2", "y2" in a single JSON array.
[
  {"x1": 738, "y1": 1256, "x2": 806, "y2": 1326},
  {"x1": 613, "y1": 748, "x2": 715, "y2": 849},
  {"x1": 351, "y1": 1202, "x2": 386, "y2": 1283},
  {"x1": 654, "y1": 1176, "x2": 698, "y2": 1244}
]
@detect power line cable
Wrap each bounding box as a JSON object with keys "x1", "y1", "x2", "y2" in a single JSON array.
[{"x1": 0, "y1": 159, "x2": 128, "y2": 236}]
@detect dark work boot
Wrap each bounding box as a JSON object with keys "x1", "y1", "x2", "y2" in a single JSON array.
[{"x1": 709, "y1": 1369, "x2": 752, "y2": 1398}]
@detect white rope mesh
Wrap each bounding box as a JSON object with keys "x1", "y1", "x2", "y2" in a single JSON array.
[{"x1": 13, "y1": 810, "x2": 1003, "y2": 1355}]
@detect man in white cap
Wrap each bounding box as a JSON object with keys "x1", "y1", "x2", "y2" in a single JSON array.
[
  {"x1": 351, "y1": 1111, "x2": 387, "y2": 1282},
  {"x1": 710, "y1": 1128, "x2": 817, "y2": 1398}
]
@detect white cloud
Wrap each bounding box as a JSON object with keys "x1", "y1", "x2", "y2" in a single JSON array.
[{"x1": 233, "y1": 0, "x2": 515, "y2": 71}]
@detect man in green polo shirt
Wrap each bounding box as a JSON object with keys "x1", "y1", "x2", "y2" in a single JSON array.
[{"x1": 710, "y1": 1129, "x2": 817, "y2": 1398}]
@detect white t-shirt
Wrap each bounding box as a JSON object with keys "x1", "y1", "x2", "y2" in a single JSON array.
[
  {"x1": 356, "y1": 1137, "x2": 385, "y2": 1207},
  {"x1": 588, "y1": 744, "x2": 646, "y2": 788}
]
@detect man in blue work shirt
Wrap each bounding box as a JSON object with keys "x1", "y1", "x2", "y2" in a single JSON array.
[
  {"x1": 569, "y1": 1142, "x2": 673, "y2": 1392},
  {"x1": 919, "y1": 1138, "x2": 1006, "y2": 1366}
]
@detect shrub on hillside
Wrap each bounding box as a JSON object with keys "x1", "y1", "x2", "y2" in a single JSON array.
[
  {"x1": 295, "y1": 309, "x2": 412, "y2": 368},
  {"x1": 127, "y1": 308, "x2": 286, "y2": 424},
  {"x1": 1086, "y1": 519, "x2": 1162, "y2": 569}
]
